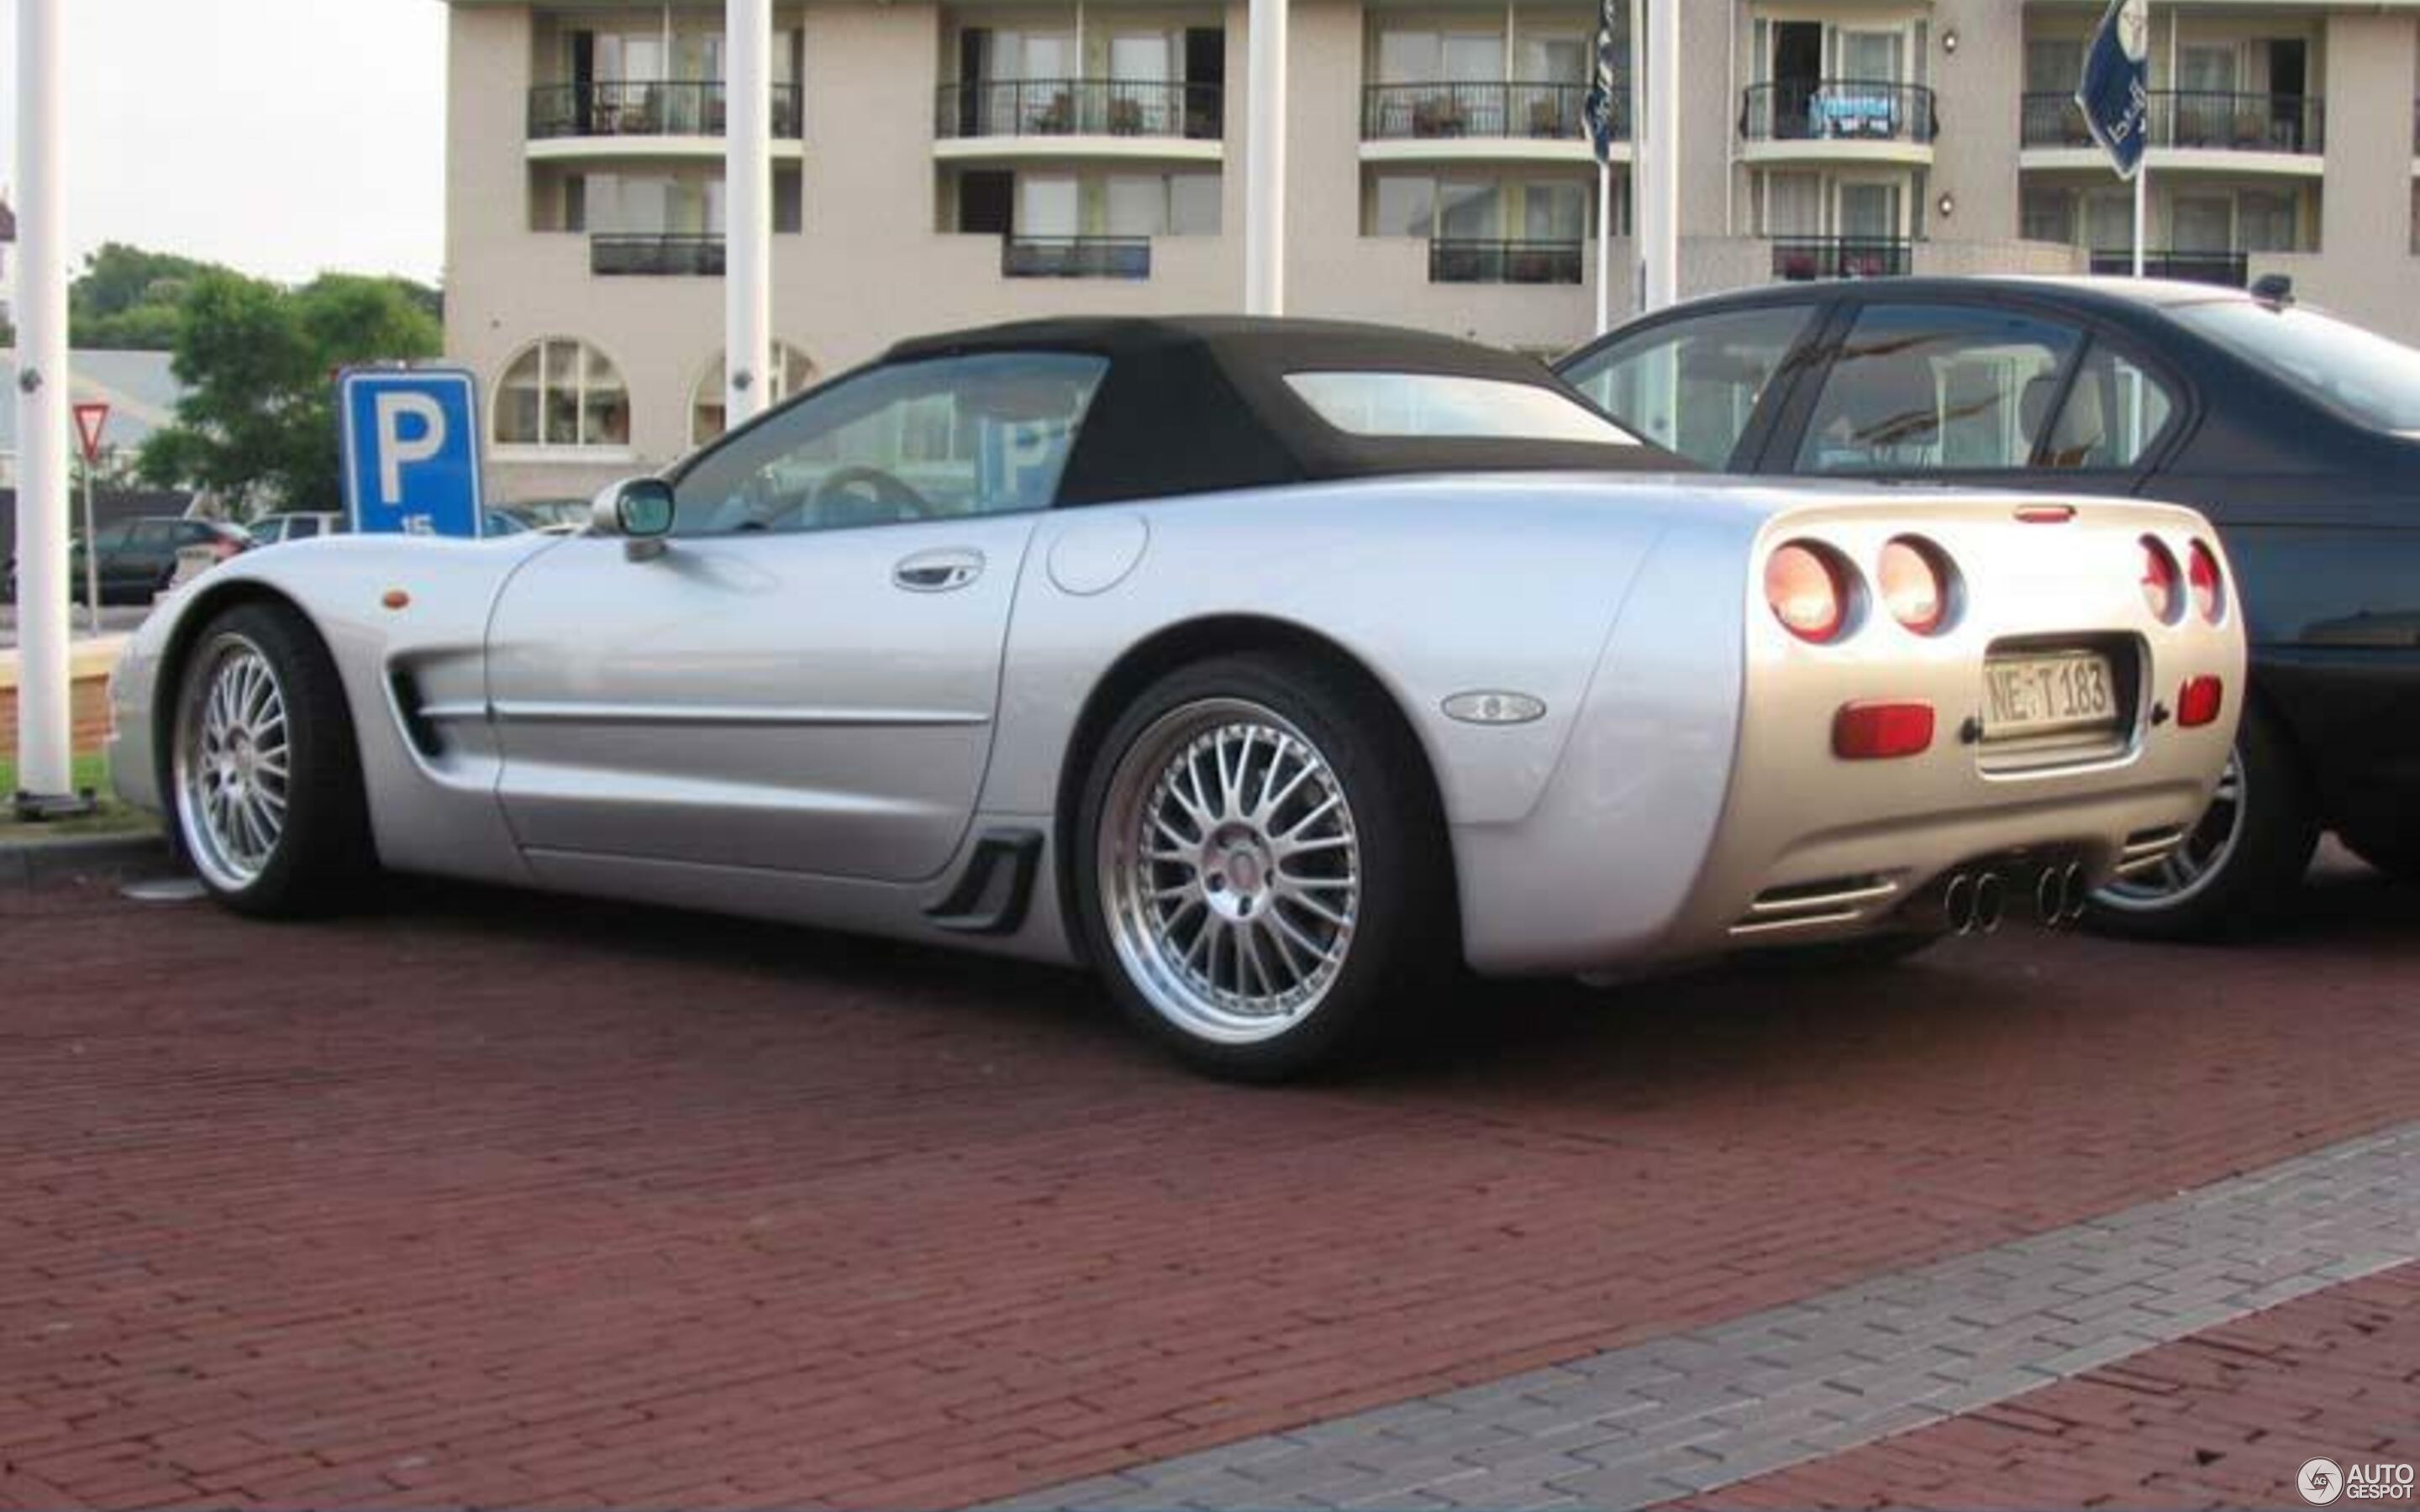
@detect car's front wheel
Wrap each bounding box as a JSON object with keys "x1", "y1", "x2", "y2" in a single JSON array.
[
  {"x1": 1075, "y1": 654, "x2": 1454, "y2": 1080},
  {"x1": 171, "y1": 601, "x2": 374, "y2": 916},
  {"x1": 2085, "y1": 706, "x2": 2318, "y2": 940}
]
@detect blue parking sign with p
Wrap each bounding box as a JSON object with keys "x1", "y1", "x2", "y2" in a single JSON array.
[{"x1": 339, "y1": 369, "x2": 486, "y2": 538}]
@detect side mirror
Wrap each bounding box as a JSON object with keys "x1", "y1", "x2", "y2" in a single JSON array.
[{"x1": 591, "y1": 477, "x2": 676, "y2": 561}]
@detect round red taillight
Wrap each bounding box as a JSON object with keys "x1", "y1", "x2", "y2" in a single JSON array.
[
  {"x1": 2186, "y1": 541, "x2": 2224, "y2": 624},
  {"x1": 1879, "y1": 537, "x2": 1952, "y2": 635},
  {"x1": 2140, "y1": 538, "x2": 2182, "y2": 622},
  {"x1": 1766, "y1": 543, "x2": 1849, "y2": 643}
]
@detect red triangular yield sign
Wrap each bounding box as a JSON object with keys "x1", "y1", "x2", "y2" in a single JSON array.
[{"x1": 72, "y1": 401, "x2": 111, "y2": 464}]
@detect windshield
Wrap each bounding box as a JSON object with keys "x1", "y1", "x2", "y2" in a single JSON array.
[
  {"x1": 2170, "y1": 300, "x2": 2420, "y2": 433},
  {"x1": 1285, "y1": 371, "x2": 1642, "y2": 445}
]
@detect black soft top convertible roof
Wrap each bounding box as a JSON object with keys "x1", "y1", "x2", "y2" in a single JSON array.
[{"x1": 883, "y1": 315, "x2": 1686, "y2": 507}]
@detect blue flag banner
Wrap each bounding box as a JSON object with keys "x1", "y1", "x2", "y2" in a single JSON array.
[
  {"x1": 2075, "y1": 0, "x2": 2150, "y2": 180},
  {"x1": 1583, "y1": 0, "x2": 1623, "y2": 167}
]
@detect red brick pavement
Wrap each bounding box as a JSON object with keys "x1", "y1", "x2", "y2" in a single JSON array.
[
  {"x1": 0, "y1": 857, "x2": 2414, "y2": 1509},
  {"x1": 1673, "y1": 1263, "x2": 2420, "y2": 1510}
]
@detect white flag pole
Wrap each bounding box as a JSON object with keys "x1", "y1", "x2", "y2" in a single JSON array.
[
  {"x1": 1244, "y1": 0, "x2": 1286, "y2": 315},
  {"x1": 2132, "y1": 162, "x2": 2148, "y2": 279},
  {"x1": 13, "y1": 0, "x2": 78, "y2": 815},
  {"x1": 1643, "y1": 0, "x2": 1678, "y2": 311},
  {"x1": 1593, "y1": 158, "x2": 1612, "y2": 335},
  {"x1": 724, "y1": 0, "x2": 773, "y2": 428}
]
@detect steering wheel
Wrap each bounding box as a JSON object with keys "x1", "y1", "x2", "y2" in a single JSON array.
[{"x1": 813, "y1": 465, "x2": 931, "y2": 525}]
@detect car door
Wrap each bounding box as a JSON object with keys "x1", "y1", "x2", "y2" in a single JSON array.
[
  {"x1": 118, "y1": 521, "x2": 180, "y2": 598},
  {"x1": 1759, "y1": 296, "x2": 2185, "y2": 496},
  {"x1": 485, "y1": 349, "x2": 1111, "y2": 884},
  {"x1": 1560, "y1": 297, "x2": 1833, "y2": 471}
]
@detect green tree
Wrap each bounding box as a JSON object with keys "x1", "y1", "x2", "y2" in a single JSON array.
[
  {"x1": 68, "y1": 243, "x2": 216, "y2": 350},
  {"x1": 135, "y1": 269, "x2": 442, "y2": 513}
]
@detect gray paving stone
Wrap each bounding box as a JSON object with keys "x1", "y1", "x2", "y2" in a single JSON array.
[{"x1": 995, "y1": 1121, "x2": 2420, "y2": 1512}]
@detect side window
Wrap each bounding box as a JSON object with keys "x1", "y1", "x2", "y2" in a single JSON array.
[
  {"x1": 2043, "y1": 343, "x2": 2178, "y2": 470},
  {"x1": 133, "y1": 522, "x2": 176, "y2": 549},
  {"x1": 1565, "y1": 306, "x2": 1817, "y2": 469},
  {"x1": 1797, "y1": 304, "x2": 2081, "y2": 475},
  {"x1": 173, "y1": 522, "x2": 219, "y2": 547},
  {"x1": 672, "y1": 353, "x2": 1109, "y2": 537},
  {"x1": 92, "y1": 522, "x2": 134, "y2": 550}
]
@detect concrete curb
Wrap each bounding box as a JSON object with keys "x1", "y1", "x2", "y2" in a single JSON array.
[{"x1": 0, "y1": 830, "x2": 178, "y2": 890}]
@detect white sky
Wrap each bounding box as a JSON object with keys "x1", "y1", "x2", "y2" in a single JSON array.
[{"x1": 1, "y1": 0, "x2": 448, "y2": 286}]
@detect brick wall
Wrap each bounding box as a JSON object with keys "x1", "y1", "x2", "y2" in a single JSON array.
[{"x1": 0, "y1": 673, "x2": 113, "y2": 760}]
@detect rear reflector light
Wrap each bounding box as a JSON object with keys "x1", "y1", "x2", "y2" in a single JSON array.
[
  {"x1": 1833, "y1": 701, "x2": 1936, "y2": 760},
  {"x1": 2016, "y1": 504, "x2": 2076, "y2": 524},
  {"x1": 2186, "y1": 541, "x2": 2224, "y2": 623},
  {"x1": 2140, "y1": 538, "x2": 2182, "y2": 622},
  {"x1": 212, "y1": 538, "x2": 241, "y2": 561},
  {"x1": 1766, "y1": 542, "x2": 1850, "y2": 643},
  {"x1": 1879, "y1": 537, "x2": 1952, "y2": 635},
  {"x1": 2178, "y1": 676, "x2": 2224, "y2": 728}
]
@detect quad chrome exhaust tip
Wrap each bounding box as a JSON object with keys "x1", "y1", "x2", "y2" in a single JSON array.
[
  {"x1": 1971, "y1": 873, "x2": 2006, "y2": 935},
  {"x1": 1943, "y1": 873, "x2": 1976, "y2": 935}
]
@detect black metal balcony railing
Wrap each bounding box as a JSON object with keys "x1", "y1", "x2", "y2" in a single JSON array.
[
  {"x1": 1428, "y1": 239, "x2": 1584, "y2": 286},
  {"x1": 1002, "y1": 236, "x2": 1151, "y2": 279},
  {"x1": 1360, "y1": 81, "x2": 1612, "y2": 142},
  {"x1": 2020, "y1": 92, "x2": 2324, "y2": 154},
  {"x1": 1770, "y1": 237, "x2": 1912, "y2": 281},
  {"x1": 935, "y1": 79, "x2": 1223, "y2": 140},
  {"x1": 2087, "y1": 249, "x2": 2249, "y2": 286},
  {"x1": 1740, "y1": 80, "x2": 1938, "y2": 144},
  {"x1": 592, "y1": 234, "x2": 727, "y2": 276},
  {"x1": 528, "y1": 81, "x2": 805, "y2": 140}
]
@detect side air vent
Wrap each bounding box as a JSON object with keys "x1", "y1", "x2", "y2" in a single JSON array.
[{"x1": 389, "y1": 671, "x2": 445, "y2": 759}]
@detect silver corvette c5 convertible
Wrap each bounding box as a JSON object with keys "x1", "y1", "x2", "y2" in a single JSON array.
[{"x1": 111, "y1": 318, "x2": 2244, "y2": 1078}]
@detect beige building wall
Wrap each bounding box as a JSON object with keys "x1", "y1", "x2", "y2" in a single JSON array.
[{"x1": 445, "y1": 0, "x2": 2420, "y2": 501}]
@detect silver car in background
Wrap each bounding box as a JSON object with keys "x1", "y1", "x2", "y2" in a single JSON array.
[{"x1": 108, "y1": 318, "x2": 2244, "y2": 1078}]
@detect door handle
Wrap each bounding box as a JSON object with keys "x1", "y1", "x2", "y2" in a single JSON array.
[{"x1": 892, "y1": 548, "x2": 984, "y2": 593}]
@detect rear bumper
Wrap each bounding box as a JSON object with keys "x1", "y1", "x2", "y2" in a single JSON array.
[{"x1": 1452, "y1": 503, "x2": 2245, "y2": 976}]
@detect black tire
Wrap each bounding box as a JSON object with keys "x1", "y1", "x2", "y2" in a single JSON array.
[
  {"x1": 1072, "y1": 652, "x2": 1455, "y2": 1081},
  {"x1": 168, "y1": 601, "x2": 374, "y2": 917},
  {"x1": 2084, "y1": 705, "x2": 2319, "y2": 941},
  {"x1": 2343, "y1": 830, "x2": 2420, "y2": 885}
]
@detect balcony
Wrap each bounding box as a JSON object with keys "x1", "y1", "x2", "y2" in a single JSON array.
[
  {"x1": 2087, "y1": 249, "x2": 2249, "y2": 286},
  {"x1": 1428, "y1": 239, "x2": 1583, "y2": 286},
  {"x1": 1002, "y1": 236, "x2": 1152, "y2": 279},
  {"x1": 592, "y1": 234, "x2": 726, "y2": 277},
  {"x1": 1770, "y1": 237, "x2": 1912, "y2": 281},
  {"x1": 1741, "y1": 81, "x2": 1937, "y2": 163},
  {"x1": 1360, "y1": 82, "x2": 1613, "y2": 165},
  {"x1": 2022, "y1": 92, "x2": 2323, "y2": 170},
  {"x1": 528, "y1": 81, "x2": 804, "y2": 144},
  {"x1": 935, "y1": 80, "x2": 1223, "y2": 164}
]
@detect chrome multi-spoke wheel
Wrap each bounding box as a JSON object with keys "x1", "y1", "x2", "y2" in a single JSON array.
[
  {"x1": 2095, "y1": 749, "x2": 2244, "y2": 911},
  {"x1": 1100, "y1": 700, "x2": 1363, "y2": 1045},
  {"x1": 176, "y1": 635, "x2": 292, "y2": 891}
]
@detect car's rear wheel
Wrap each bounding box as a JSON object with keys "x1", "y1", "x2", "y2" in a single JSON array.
[
  {"x1": 171, "y1": 601, "x2": 373, "y2": 916},
  {"x1": 2085, "y1": 706, "x2": 2317, "y2": 940},
  {"x1": 1075, "y1": 654, "x2": 1453, "y2": 1080}
]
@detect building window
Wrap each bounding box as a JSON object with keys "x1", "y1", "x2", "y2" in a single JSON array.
[
  {"x1": 496, "y1": 339, "x2": 630, "y2": 449},
  {"x1": 2022, "y1": 187, "x2": 2076, "y2": 245},
  {"x1": 692, "y1": 342, "x2": 819, "y2": 445}
]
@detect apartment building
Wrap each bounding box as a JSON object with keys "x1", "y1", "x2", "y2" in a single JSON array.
[{"x1": 441, "y1": 0, "x2": 2420, "y2": 500}]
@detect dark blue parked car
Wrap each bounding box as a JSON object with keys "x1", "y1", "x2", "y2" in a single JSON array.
[{"x1": 1558, "y1": 276, "x2": 2420, "y2": 938}]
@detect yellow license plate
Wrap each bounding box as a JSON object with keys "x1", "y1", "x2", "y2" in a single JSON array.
[{"x1": 1984, "y1": 651, "x2": 2118, "y2": 740}]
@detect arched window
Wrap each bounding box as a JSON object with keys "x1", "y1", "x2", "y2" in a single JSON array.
[
  {"x1": 495, "y1": 339, "x2": 631, "y2": 448},
  {"x1": 692, "y1": 342, "x2": 818, "y2": 444}
]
